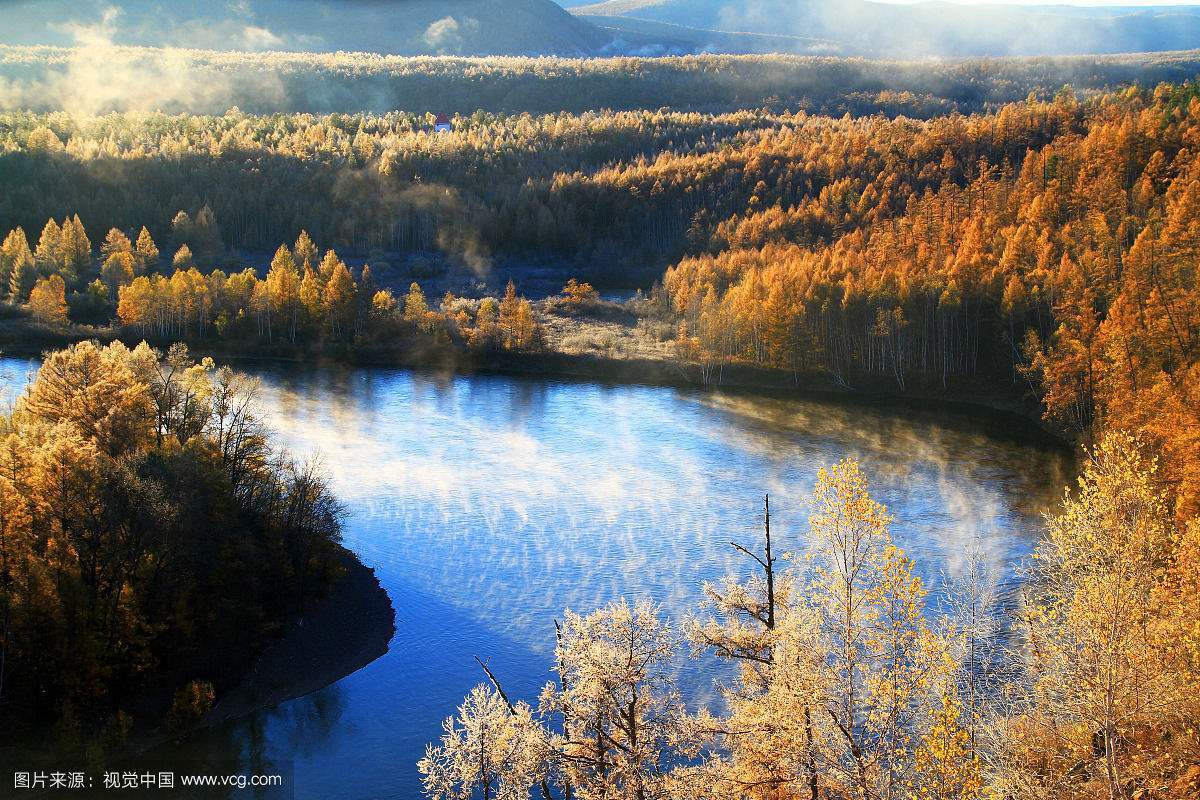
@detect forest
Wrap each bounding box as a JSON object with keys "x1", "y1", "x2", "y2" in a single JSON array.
[
  {"x1": 5, "y1": 45, "x2": 1200, "y2": 117},
  {"x1": 0, "y1": 215, "x2": 542, "y2": 360},
  {"x1": 413, "y1": 80, "x2": 1200, "y2": 798},
  {"x1": 0, "y1": 87, "x2": 1112, "y2": 280},
  {"x1": 0, "y1": 52, "x2": 1198, "y2": 798},
  {"x1": 2, "y1": 79, "x2": 1198, "y2": 507},
  {"x1": 0, "y1": 340, "x2": 345, "y2": 745}
]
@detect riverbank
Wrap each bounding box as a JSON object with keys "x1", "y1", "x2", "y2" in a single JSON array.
[
  {"x1": 477, "y1": 349, "x2": 1051, "y2": 424},
  {"x1": 200, "y1": 546, "x2": 395, "y2": 731},
  {"x1": 0, "y1": 545, "x2": 393, "y2": 764},
  {"x1": 0, "y1": 314, "x2": 1071, "y2": 450},
  {"x1": 115, "y1": 545, "x2": 394, "y2": 760},
  {"x1": 0, "y1": 547, "x2": 394, "y2": 794}
]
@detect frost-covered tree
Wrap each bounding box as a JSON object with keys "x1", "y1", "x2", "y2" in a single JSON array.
[{"x1": 419, "y1": 684, "x2": 548, "y2": 800}]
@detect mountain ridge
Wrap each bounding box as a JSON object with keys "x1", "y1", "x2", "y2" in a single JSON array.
[
  {"x1": 4, "y1": 0, "x2": 1200, "y2": 59},
  {"x1": 0, "y1": 0, "x2": 610, "y2": 56},
  {"x1": 572, "y1": 0, "x2": 1200, "y2": 57}
]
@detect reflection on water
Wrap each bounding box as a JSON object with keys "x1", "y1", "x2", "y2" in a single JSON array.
[{"x1": 0, "y1": 358, "x2": 1073, "y2": 800}]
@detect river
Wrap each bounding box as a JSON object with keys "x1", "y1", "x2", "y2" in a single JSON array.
[{"x1": 0, "y1": 357, "x2": 1073, "y2": 800}]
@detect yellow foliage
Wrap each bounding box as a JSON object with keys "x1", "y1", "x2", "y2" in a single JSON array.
[{"x1": 26, "y1": 274, "x2": 68, "y2": 325}]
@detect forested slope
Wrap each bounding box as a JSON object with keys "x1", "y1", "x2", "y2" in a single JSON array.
[
  {"x1": 0, "y1": 340, "x2": 347, "y2": 739},
  {"x1": 2, "y1": 85, "x2": 1197, "y2": 508},
  {"x1": 4, "y1": 46, "x2": 1200, "y2": 116}
]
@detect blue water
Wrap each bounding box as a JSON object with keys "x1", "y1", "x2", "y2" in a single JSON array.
[{"x1": 0, "y1": 357, "x2": 1072, "y2": 799}]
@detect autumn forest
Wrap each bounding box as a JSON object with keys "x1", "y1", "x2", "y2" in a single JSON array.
[{"x1": 0, "y1": 19, "x2": 1198, "y2": 800}]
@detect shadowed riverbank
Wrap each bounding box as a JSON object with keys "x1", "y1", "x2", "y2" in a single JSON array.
[{"x1": 203, "y1": 547, "x2": 395, "y2": 730}]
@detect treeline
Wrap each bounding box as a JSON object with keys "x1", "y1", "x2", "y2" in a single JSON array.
[
  {"x1": 423, "y1": 445, "x2": 1200, "y2": 800},
  {"x1": 0, "y1": 341, "x2": 345, "y2": 740},
  {"x1": 5, "y1": 45, "x2": 1200, "y2": 116},
  {"x1": 0, "y1": 217, "x2": 543, "y2": 355}
]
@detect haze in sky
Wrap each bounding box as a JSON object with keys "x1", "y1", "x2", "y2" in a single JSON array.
[{"x1": 872, "y1": 1, "x2": 1199, "y2": 5}]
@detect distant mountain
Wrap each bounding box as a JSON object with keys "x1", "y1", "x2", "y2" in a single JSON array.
[
  {"x1": 0, "y1": 0, "x2": 610, "y2": 56},
  {"x1": 571, "y1": 0, "x2": 1200, "y2": 57},
  {"x1": 586, "y1": 13, "x2": 844, "y2": 56},
  {"x1": 6, "y1": 0, "x2": 1199, "y2": 60}
]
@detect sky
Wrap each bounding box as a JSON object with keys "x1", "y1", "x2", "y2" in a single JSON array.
[
  {"x1": 554, "y1": 0, "x2": 1200, "y2": 8},
  {"x1": 555, "y1": 0, "x2": 1200, "y2": 8},
  {"x1": 557, "y1": 0, "x2": 1200, "y2": 5},
  {"x1": 870, "y1": 1, "x2": 1200, "y2": 5}
]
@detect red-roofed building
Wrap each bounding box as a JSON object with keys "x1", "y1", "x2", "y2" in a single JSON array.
[{"x1": 434, "y1": 114, "x2": 452, "y2": 133}]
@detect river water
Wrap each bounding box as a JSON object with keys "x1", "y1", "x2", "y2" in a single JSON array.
[{"x1": 0, "y1": 357, "x2": 1072, "y2": 799}]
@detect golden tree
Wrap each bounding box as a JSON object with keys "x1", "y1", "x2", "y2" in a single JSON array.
[
  {"x1": 322, "y1": 259, "x2": 357, "y2": 341},
  {"x1": 299, "y1": 265, "x2": 323, "y2": 330},
  {"x1": 1004, "y1": 432, "x2": 1198, "y2": 800},
  {"x1": 265, "y1": 244, "x2": 301, "y2": 342},
  {"x1": 26, "y1": 275, "x2": 68, "y2": 325},
  {"x1": 685, "y1": 471, "x2": 968, "y2": 800},
  {"x1": 134, "y1": 227, "x2": 159, "y2": 274},
  {"x1": 404, "y1": 282, "x2": 430, "y2": 322}
]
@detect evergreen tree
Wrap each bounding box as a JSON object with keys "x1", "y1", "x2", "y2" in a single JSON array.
[{"x1": 8, "y1": 252, "x2": 37, "y2": 304}]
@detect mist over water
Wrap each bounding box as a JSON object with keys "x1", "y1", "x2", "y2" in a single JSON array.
[{"x1": 0, "y1": 357, "x2": 1071, "y2": 799}]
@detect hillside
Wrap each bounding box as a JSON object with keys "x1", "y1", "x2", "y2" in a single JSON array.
[
  {"x1": 7, "y1": 45, "x2": 1200, "y2": 117},
  {"x1": 0, "y1": 0, "x2": 611, "y2": 56},
  {"x1": 572, "y1": 0, "x2": 1200, "y2": 57}
]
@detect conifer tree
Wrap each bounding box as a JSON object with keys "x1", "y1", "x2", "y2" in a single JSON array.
[
  {"x1": 322, "y1": 259, "x2": 357, "y2": 341},
  {"x1": 404, "y1": 282, "x2": 429, "y2": 322},
  {"x1": 100, "y1": 228, "x2": 132, "y2": 262},
  {"x1": 8, "y1": 252, "x2": 37, "y2": 304},
  {"x1": 293, "y1": 231, "x2": 318, "y2": 271},
  {"x1": 172, "y1": 244, "x2": 195, "y2": 271},
  {"x1": 265, "y1": 245, "x2": 301, "y2": 342},
  {"x1": 66, "y1": 215, "x2": 91, "y2": 281},
  {"x1": 419, "y1": 685, "x2": 547, "y2": 800},
  {"x1": 299, "y1": 265, "x2": 322, "y2": 330},
  {"x1": 134, "y1": 227, "x2": 159, "y2": 274},
  {"x1": 33, "y1": 219, "x2": 62, "y2": 275}
]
